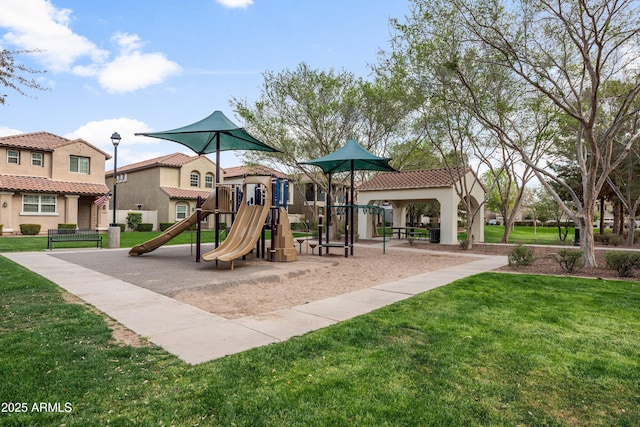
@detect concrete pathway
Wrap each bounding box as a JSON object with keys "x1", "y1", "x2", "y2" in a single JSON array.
[{"x1": 4, "y1": 245, "x2": 507, "y2": 365}]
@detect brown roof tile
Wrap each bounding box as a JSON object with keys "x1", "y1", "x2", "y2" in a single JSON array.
[
  {"x1": 0, "y1": 131, "x2": 111, "y2": 158},
  {"x1": 224, "y1": 165, "x2": 287, "y2": 179},
  {"x1": 107, "y1": 152, "x2": 215, "y2": 175},
  {"x1": 0, "y1": 174, "x2": 109, "y2": 195},
  {"x1": 160, "y1": 186, "x2": 213, "y2": 200},
  {"x1": 357, "y1": 167, "x2": 469, "y2": 191}
]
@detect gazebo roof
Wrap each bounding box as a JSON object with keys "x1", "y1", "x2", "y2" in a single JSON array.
[{"x1": 357, "y1": 167, "x2": 469, "y2": 191}]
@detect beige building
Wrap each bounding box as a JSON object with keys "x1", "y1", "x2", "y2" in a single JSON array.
[
  {"x1": 105, "y1": 153, "x2": 221, "y2": 229},
  {"x1": 0, "y1": 132, "x2": 111, "y2": 234}
]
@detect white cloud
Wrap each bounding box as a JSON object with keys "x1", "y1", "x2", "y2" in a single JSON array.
[
  {"x1": 97, "y1": 33, "x2": 182, "y2": 93},
  {"x1": 217, "y1": 0, "x2": 253, "y2": 9},
  {"x1": 66, "y1": 117, "x2": 154, "y2": 149},
  {"x1": 0, "y1": 1, "x2": 181, "y2": 93},
  {"x1": 0, "y1": 0, "x2": 108, "y2": 72},
  {"x1": 0, "y1": 126, "x2": 23, "y2": 137}
]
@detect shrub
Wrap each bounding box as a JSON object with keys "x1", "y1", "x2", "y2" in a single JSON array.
[
  {"x1": 57, "y1": 223, "x2": 76, "y2": 230},
  {"x1": 607, "y1": 234, "x2": 622, "y2": 246},
  {"x1": 126, "y1": 212, "x2": 142, "y2": 231},
  {"x1": 551, "y1": 249, "x2": 584, "y2": 273},
  {"x1": 20, "y1": 224, "x2": 41, "y2": 235},
  {"x1": 159, "y1": 222, "x2": 174, "y2": 231},
  {"x1": 137, "y1": 223, "x2": 153, "y2": 232},
  {"x1": 508, "y1": 245, "x2": 535, "y2": 267},
  {"x1": 0, "y1": 224, "x2": 3, "y2": 234},
  {"x1": 605, "y1": 251, "x2": 640, "y2": 277}
]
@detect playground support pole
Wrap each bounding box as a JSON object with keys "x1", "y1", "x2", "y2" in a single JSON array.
[
  {"x1": 350, "y1": 160, "x2": 355, "y2": 256},
  {"x1": 326, "y1": 174, "x2": 332, "y2": 247},
  {"x1": 214, "y1": 133, "x2": 220, "y2": 250},
  {"x1": 270, "y1": 177, "x2": 277, "y2": 262},
  {"x1": 344, "y1": 192, "x2": 349, "y2": 258},
  {"x1": 196, "y1": 196, "x2": 202, "y2": 263},
  {"x1": 318, "y1": 214, "x2": 324, "y2": 256}
]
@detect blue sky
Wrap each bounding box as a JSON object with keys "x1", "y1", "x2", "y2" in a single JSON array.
[{"x1": 0, "y1": 0, "x2": 409, "y2": 170}]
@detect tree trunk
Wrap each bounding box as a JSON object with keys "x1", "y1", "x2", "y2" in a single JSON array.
[
  {"x1": 464, "y1": 223, "x2": 473, "y2": 249},
  {"x1": 501, "y1": 219, "x2": 512, "y2": 243},
  {"x1": 627, "y1": 212, "x2": 636, "y2": 245},
  {"x1": 599, "y1": 195, "x2": 605, "y2": 234},
  {"x1": 613, "y1": 200, "x2": 621, "y2": 235},
  {"x1": 578, "y1": 215, "x2": 597, "y2": 267}
]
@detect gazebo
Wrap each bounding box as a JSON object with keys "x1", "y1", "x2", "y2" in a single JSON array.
[{"x1": 357, "y1": 167, "x2": 485, "y2": 245}]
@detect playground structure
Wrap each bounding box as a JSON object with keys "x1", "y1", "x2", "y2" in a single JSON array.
[{"x1": 129, "y1": 175, "x2": 296, "y2": 268}]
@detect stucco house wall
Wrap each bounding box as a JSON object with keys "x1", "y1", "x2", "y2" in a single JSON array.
[
  {"x1": 106, "y1": 153, "x2": 220, "y2": 230},
  {"x1": 0, "y1": 132, "x2": 111, "y2": 234}
]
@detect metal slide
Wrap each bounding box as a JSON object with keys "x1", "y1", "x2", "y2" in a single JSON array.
[
  {"x1": 128, "y1": 191, "x2": 218, "y2": 256},
  {"x1": 201, "y1": 175, "x2": 272, "y2": 267}
]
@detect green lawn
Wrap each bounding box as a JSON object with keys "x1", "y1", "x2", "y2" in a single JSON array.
[
  {"x1": 1, "y1": 255, "x2": 638, "y2": 426},
  {"x1": 0, "y1": 230, "x2": 313, "y2": 253},
  {"x1": 378, "y1": 225, "x2": 576, "y2": 245},
  {"x1": 483, "y1": 225, "x2": 576, "y2": 245}
]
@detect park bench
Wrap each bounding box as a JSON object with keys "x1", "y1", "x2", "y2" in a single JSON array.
[{"x1": 47, "y1": 228, "x2": 103, "y2": 250}]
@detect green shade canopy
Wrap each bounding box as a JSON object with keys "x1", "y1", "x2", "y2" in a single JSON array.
[
  {"x1": 301, "y1": 139, "x2": 395, "y2": 257},
  {"x1": 300, "y1": 139, "x2": 395, "y2": 174},
  {"x1": 135, "y1": 110, "x2": 278, "y2": 155}
]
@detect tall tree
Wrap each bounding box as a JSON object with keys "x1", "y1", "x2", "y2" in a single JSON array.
[
  {"x1": 380, "y1": 0, "x2": 551, "y2": 247},
  {"x1": 453, "y1": 0, "x2": 640, "y2": 266},
  {"x1": 231, "y1": 62, "x2": 410, "y2": 190},
  {"x1": 0, "y1": 49, "x2": 47, "y2": 106}
]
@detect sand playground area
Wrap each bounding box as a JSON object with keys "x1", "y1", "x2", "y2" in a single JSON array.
[{"x1": 51, "y1": 241, "x2": 479, "y2": 319}]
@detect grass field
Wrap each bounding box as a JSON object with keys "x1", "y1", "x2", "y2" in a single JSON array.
[
  {"x1": 1, "y1": 254, "x2": 638, "y2": 426},
  {"x1": 377, "y1": 225, "x2": 576, "y2": 245},
  {"x1": 483, "y1": 225, "x2": 576, "y2": 244},
  {"x1": 0, "y1": 230, "x2": 313, "y2": 253}
]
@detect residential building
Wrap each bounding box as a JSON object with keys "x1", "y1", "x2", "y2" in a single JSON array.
[
  {"x1": 0, "y1": 132, "x2": 111, "y2": 234},
  {"x1": 105, "y1": 153, "x2": 220, "y2": 229}
]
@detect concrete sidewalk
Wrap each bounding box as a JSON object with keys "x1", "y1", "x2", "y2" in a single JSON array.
[{"x1": 4, "y1": 246, "x2": 507, "y2": 364}]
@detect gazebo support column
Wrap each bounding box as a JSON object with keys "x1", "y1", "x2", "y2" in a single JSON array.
[
  {"x1": 438, "y1": 193, "x2": 459, "y2": 245},
  {"x1": 390, "y1": 201, "x2": 408, "y2": 228}
]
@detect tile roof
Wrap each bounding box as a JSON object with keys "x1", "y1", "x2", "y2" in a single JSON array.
[
  {"x1": 0, "y1": 174, "x2": 109, "y2": 195},
  {"x1": 0, "y1": 131, "x2": 111, "y2": 158},
  {"x1": 107, "y1": 152, "x2": 215, "y2": 175},
  {"x1": 160, "y1": 186, "x2": 214, "y2": 200},
  {"x1": 224, "y1": 165, "x2": 287, "y2": 179},
  {"x1": 357, "y1": 167, "x2": 469, "y2": 191}
]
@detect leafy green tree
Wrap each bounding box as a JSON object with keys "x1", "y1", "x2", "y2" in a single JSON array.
[
  {"x1": 445, "y1": 0, "x2": 640, "y2": 267},
  {"x1": 232, "y1": 62, "x2": 409, "y2": 188},
  {"x1": 0, "y1": 49, "x2": 48, "y2": 106}
]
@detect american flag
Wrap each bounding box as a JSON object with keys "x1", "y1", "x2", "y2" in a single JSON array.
[{"x1": 94, "y1": 192, "x2": 110, "y2": 207}]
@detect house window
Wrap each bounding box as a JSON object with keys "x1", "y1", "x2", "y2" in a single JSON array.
[
  {"x1": 204, "y1": 173, "x2": 214, "y2": 189},
  {"x1": 22, "y1": 194, "x2": 57, "y2": 214},
  {"x1": 7, "y1": 149, "x2": 19, "y2": 164},
  {"x1": 176, "y1": 203, "x2": 188, "y2": 221},
  {"x1": 70, "y1": 156, "x2": 90, "y2": 174},
  {"x1": 305, "y1": 183, "x2": 315, "y2": 201},
  {"x1": 31, "y1": 152, "x2": 43, "y2": 166},
  {"x1": 190, "y1": 172, "x2": 200, "y2": 187}
]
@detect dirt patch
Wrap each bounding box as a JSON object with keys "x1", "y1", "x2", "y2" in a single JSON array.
[{"x1": 61, "y1": 291, "x2": 150, "y2": 348}]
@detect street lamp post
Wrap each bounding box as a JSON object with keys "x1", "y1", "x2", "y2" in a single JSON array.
[{"x1": 108, "y1": 132, "x2": 121, "y2": 248}]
